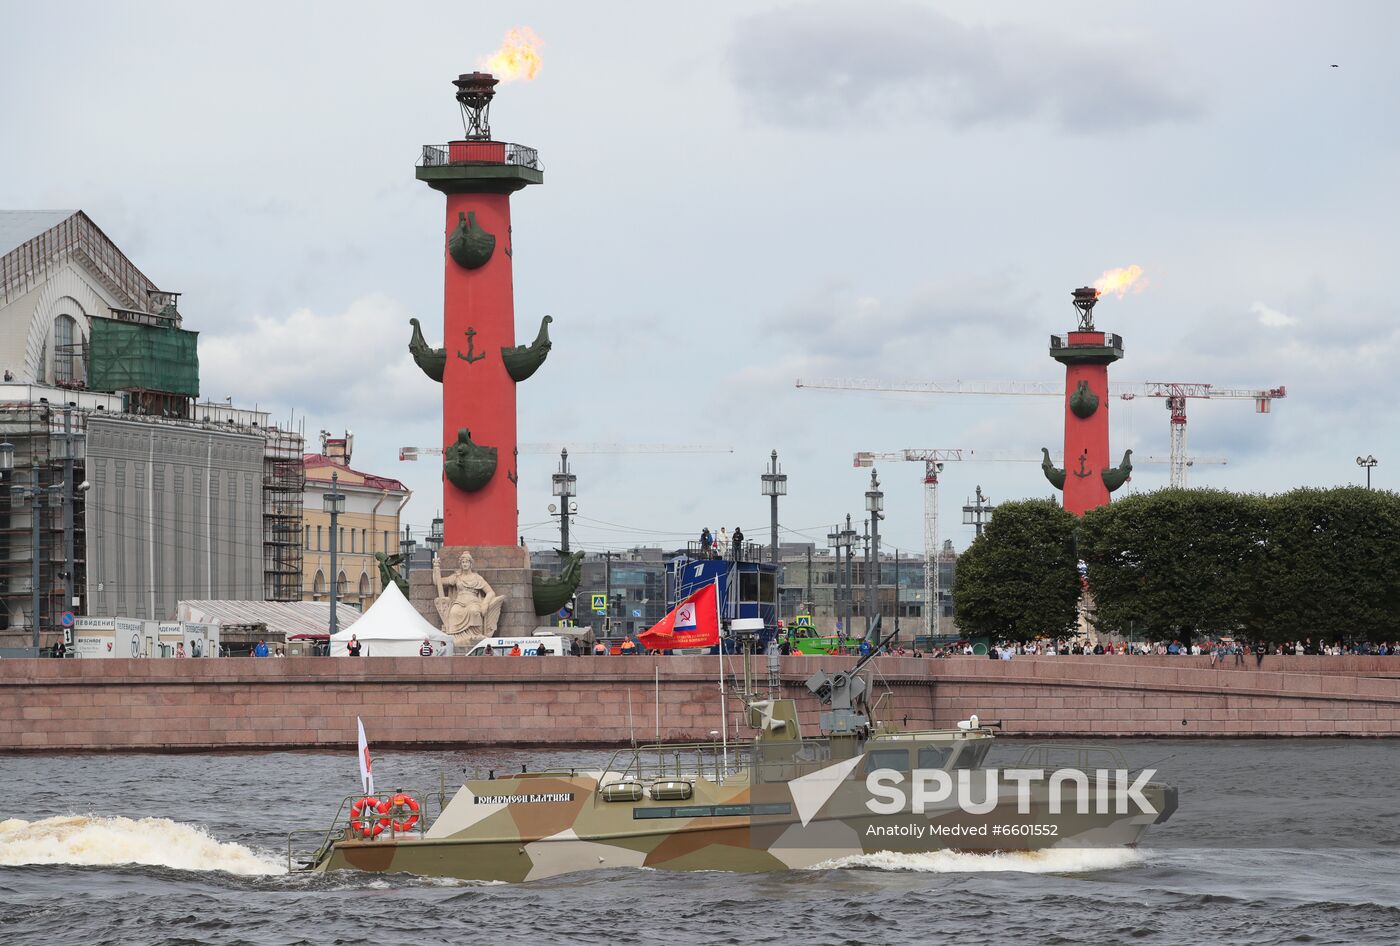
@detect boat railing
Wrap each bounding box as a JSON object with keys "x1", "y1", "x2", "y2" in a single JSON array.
[
  {"x1": 1009, "y1": 743, "x2": 1131, "y2": 772},
  {"x1": 286, "y1": 787, "x2": 448, "y2": 872},
  {"x1": 602, "y1": 741, "x2": 755, "y2": 787}
]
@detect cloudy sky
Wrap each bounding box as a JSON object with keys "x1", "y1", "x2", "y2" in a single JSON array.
[{"x1": 2, "y1": 1, "x2": 1396, "y2": 558}]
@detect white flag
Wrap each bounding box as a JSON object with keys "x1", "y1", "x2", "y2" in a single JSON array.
[{"x1": 357, "y1": 717, "x2": 374, "y2": 796}]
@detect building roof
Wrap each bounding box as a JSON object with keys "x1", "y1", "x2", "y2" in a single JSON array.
[
  {"x1": 177, "y1": 599, "x2": 362, "y2": 636},
  {"x1": 303, "y1": 453, "x2": 407, "y2": 493},
  {"x1": 0, "y1": 210, "x2": 77, "y2": 256}
]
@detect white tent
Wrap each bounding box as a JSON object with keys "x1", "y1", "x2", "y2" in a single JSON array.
[{"x1": 329, "y1": 582, "x2": 454, "y2": 657}]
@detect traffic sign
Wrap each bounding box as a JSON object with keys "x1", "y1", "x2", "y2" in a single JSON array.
[
  {"x1": 60, "y1": 611, "x2": 75, "y2": 628},
  {"x1": 794, "y1": 614, "x2": 813, "y2": 628},
  {"x1": 591, "y1": 593, "x2": 607, "y2": 613}
]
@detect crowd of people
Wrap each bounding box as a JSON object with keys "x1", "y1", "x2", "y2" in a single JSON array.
[{"x1": 697, "y1": 526, "x2": 745, "y2": 561}]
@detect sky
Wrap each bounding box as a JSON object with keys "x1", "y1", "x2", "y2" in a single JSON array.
[{"x1": 2, "y1": 0, "x2": 1396, "y2": 559}]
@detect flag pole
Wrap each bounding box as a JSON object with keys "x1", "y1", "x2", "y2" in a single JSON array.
[{"x1": 715, "y1": 575, "x2": 727, "y2": 777}]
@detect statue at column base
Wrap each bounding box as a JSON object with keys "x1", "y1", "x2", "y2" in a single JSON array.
[{"x1": 433, "y1": 551, "x2": 505, "y2": 645}]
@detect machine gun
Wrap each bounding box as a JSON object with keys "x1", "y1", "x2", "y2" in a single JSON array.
[{"x1": 805, "y1": 615, "x2": 891, "y2": 736}]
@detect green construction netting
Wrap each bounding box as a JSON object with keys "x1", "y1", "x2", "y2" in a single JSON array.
[{"x1": 87, "y1": 318, "x2": 200, "y2": 397}]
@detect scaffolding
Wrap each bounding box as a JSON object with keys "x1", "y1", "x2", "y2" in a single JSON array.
[
  {"x1": 0, "y1": 404, "x2": 86, "y2": 643},
  {"x1": 263, "y1": 425, "x2": 305, "y2": 602}
]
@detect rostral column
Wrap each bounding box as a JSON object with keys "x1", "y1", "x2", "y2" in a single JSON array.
[
  {"x1": 1042, "y1": 287, "x2": 1133, "y2": 515},
  {"x1": 414, "y1": 72, "x2": 546, "y2": 546},
  {"x1": 409, "y1": 72, "x2": 556, "y2": 637}
]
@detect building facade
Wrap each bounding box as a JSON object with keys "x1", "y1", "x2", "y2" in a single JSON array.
[
  {"x1": 0, "y1": 211, "x2": 303, "y2": 650},
  {"x1": 301, "y1": 433, "x2": 409, "y2": 612}
]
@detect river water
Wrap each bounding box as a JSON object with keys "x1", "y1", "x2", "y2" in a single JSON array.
[{"x1": 2, "y1": 740, "x2": 1397, "y2": 946}]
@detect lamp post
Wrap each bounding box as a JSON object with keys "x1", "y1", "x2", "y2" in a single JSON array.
[
  {"x1": 827, "y1": 524, "x2": 842, "y2": 635},
  {"x1": 0, "y1": 441, "x2": 62, "y2": 655},
  {"x1": 551, "y1": 448, "x2": 577, "y2": 554},
  {"x1": 865, "y1": 469, "x2": 883, "y2": 636},
  {"x1": 324, "y1": 470, "x2": 345, "y2": 635},
  {"x1": 760, "y1": 449, "x2": 787, "y2": 565},
  {"x1": 401, "y1": 525, "x2": 417, "y2": 583},
  {"x1": 839, "y1": 514, "x2": 857, "y2": 642},
  {"x1": 962, "y1": 485, "x2": 996, "y2": 537},
  {"x1": 427, "y1": 514, "x2": 444, "y2": 563},
  {"x1": 1357, "y1": 455, "x2": 1378, "y2": 490}
]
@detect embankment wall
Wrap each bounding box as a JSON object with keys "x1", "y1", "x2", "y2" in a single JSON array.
[{"x1": 1, "y1": 655, "x2": 1398, "y2": 751}]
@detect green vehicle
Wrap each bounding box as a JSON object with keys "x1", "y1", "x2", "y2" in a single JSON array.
[
  {"x1": 288, "y1": 635, "x2": 1177, "y2": 882},
  {"x1": 785, "y1": 626, "x2": 851, "y2": 655}
]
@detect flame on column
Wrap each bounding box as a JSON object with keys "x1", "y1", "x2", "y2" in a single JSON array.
[
  {"x1": 1092, "y1": 265, "x2": 1146, "y2": 298},
  {"x1": 481, "y1": 27, "x2": 544, "y2": 81}
]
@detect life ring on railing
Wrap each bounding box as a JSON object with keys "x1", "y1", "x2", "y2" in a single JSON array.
[
  {"x1": 377, "y1": 792, "x2": 421, "y2": 832},
  {"x1": 349, "y1": 796, "x2": 384, "y2": 838}
]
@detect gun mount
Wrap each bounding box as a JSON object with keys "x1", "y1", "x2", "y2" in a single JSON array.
[{"x1": 805, "y1": 615, "x2": 888, "y2": 736}]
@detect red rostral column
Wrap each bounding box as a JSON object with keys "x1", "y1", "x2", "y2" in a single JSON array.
[
  {"x1": 415, "y1": 72, "x2": 543, "y2": 546},
  {"x1": 1045, "y1": 287, "x2": 1130, "y2": 516}
]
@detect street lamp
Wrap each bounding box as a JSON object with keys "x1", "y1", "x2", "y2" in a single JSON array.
[
  {"x1": 962, "y1": 485, "x2": 996, "y2": 537},
  {"x1": 1357, "y1": 455, "x2": 1378, "y2": 490},
  {"x1": 401, "y1": 525, "x2": 417, "y2": 583},
  {"x1": 427, "y1": 514, "x2": 444, "y2": 561},
  {"x1": 552, "y1": 448, "x2": 577, "y2": 554},
  {"x1": 323, "y1": 470, "x2": 345, "y2": 635},
  {"x1": 827, "y1": 524, "x2": 842, "y2": 635},
  {"x1": 865, "y1": 469, "x2": 883, "y2": 636},
  {"x1": 838, "y1": 514, "x2": 857, "y2": 641},
  {"x1": 760, "y1": 449, "x2": 787, "y2": 565}
]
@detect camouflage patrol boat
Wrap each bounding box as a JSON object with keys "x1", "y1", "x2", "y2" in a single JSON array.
[{"x1": 289, "y1": 639, "x2": 1177, "y2": 882}]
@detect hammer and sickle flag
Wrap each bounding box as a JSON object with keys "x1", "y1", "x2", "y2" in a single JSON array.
[
  {"x1": 638, "y1": 582, "x2": 720, "y2": 650},
  {"x1": 357, "y1": 717, "x2": 374, "y2": 796}
]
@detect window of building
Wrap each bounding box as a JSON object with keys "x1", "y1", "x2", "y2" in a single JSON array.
[
  {"x1": 304, "y1": 525, "x2": 310, "y2": 550},
  {"x1": 53, "y1": 314, "x2": 79, "y2": 384},
  {"x1": 337, "y1": 571, "x2": 348, "y2": 597},
  {"x1": 312, "y1": 570, "x2": 325, "y2": 599},
  {"x1": 349, "y1": 529, "x2": 355, "y2": 553},
  {"x1": 382, "y1": 530, "x2": 389, "y2": 552},
  {"x1": 317, "y1": 525, "x2": 322, "y2": 550},
  {"x1": 339, "y1": 527, "x2": 345, "y2": 551},
  {"x1": 361, "y1": 529, "x2": 367, "y2": 554},
  {"x1": 358, "y1": 573, "x2": 370, "y2": 606}
]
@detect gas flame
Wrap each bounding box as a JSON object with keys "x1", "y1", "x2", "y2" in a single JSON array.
[
  {"x1": 481, "y1": 28, "x2": 543, "y2": 81},
  {"x1": 1092, "y1": 265, "x2": 1146, "y2": 298}
]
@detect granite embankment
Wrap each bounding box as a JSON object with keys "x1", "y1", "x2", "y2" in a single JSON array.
[{"x1": 2, "y1": 655, "x2": 1398, "y2": 750}]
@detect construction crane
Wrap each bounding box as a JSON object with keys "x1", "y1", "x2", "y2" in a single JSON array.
[
  {"x1": 851, "y1": 448, "x2": 1230, "y2": 637},
  {"x1": 399, "y1": 443, "x2": 733, "y2": 460},
  {"x1": 801, "y1": 378, "x2": 1284, "y2": 487}
]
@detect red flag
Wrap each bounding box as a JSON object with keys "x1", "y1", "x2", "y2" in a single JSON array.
[{"x1": 638, "y1": 583, "x2": 719, "y2": 650}]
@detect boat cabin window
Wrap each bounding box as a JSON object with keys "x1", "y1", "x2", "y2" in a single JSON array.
[
  {"x1": 867, "y1": 749, "x2": 910, "y2": 773},
  {"x1": 917, "y1": 746, "x2": 951, "y2": 769},
  {"x1": 739, "y1": 572, "x2": 760, "y2": 602},
  {"x1": 949, "y1": 741, "x2": 991, "y2": 770}
]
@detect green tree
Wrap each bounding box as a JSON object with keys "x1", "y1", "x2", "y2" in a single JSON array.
[
  {"x1": 952, "y1": 499, "x2": 1080, "y2": 639},
  {"x1": 1077, "y1": 489, "x2": 1268, "y2": 642},
  {"x1": 1255, "y1": 487, "x2": 1400, "y2": 643}
]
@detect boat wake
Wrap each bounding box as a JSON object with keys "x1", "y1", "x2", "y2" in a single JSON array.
[
  {"x1": 0, "y1": 815, "x2": 286, "y2": 876},
  {"x1": 812, "y1": 847, "x2": 1144, "y2": 875}
]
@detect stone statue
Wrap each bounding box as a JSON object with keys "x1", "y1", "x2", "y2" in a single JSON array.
[
  {"x1": 374, "y1": 551, "x2": 409, "y2": 597},
  {"x1": 433, "y1": 552, "x2": 505, "y2": 645}
]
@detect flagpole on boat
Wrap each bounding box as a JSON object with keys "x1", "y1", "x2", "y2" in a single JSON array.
[{"x1": 715, "y1": 575, "x2": 727, "y2": 776}]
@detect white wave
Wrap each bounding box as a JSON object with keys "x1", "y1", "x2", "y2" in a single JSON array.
[
  {"x1": 811, "y1": 847, "x2": 1144, "y2": 874},
  {"x1": 0, "y1": 815, "x2": 286, "y2": 876}
]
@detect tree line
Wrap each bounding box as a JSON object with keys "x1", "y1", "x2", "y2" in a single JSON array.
[{"x1": 950, "y1": 488, "x2": 1400, "y2": 644}]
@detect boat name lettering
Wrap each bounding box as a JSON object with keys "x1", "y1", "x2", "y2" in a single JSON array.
[{"x1": 474, "y1": 792, "x2": 576, "y2": 805}]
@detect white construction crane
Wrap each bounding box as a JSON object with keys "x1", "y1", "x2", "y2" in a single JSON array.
[
  {"x1": 802, "y1": 378, "x2": 1283, "y2": 487},
  {"x1": 399, "y1": 443, "x2": 734, "y2": 460}
]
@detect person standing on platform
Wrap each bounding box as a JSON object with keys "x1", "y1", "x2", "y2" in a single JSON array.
[
  {"x1": 347, "y1": 635, "x2": 362, "y2": 657},
  {"x1": 731, "y1": 526, "x2": 744, "y2": 561}
]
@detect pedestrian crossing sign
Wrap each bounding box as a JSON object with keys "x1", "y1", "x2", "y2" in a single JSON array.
[
  {"x1": 591, "y1": 593, "x2": 607, "y2": 613},
  {"x1": 794, "y1": 614, "x2": 813, "y2": 628}
]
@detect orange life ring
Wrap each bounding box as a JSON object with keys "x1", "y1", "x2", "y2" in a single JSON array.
[
  {"x1": 377, "y1": 792, "x2": 421, "y2": 832},
  {"x1": 349, "y1": 796, "x2": 384, "y2": 838}
]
